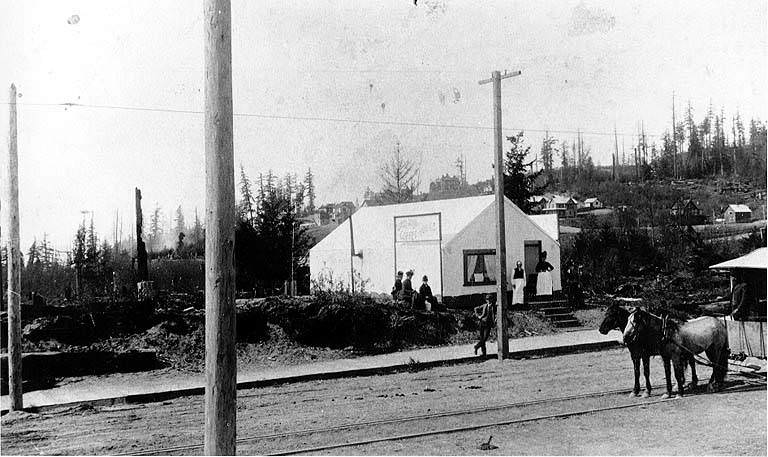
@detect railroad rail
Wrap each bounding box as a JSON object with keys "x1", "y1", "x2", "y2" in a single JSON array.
[{"x1": 120, "y1": 375, "x2": 765, "y2": 456}]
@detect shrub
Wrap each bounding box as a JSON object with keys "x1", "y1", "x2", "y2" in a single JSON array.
[{"x1": 253, "y1": 284, "x2": 458, "y2": 352}]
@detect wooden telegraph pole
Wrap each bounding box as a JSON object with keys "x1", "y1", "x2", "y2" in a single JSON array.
[
  {"x1": 204, "y1": 0, "x2": 236, "y2": 454},
  {"x1": 6, "y1": 83, "x2": 22, "y2": 410},
  {"x1": 479, "y1": 70, "x2": 520, "y2": 360}
]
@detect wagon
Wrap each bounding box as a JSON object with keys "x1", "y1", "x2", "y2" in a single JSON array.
[{"x1": 709, "y1": 247, "x2": 767, "y2": 359}]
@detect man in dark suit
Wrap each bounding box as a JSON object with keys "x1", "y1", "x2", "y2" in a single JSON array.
[{"x1": 391, "y1": 271, "x2": 403, "y2": 300}]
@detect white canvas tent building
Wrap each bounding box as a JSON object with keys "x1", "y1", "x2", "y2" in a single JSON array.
[{"x1": 309, "y1": 195, "x2": 561, "y2": 302}]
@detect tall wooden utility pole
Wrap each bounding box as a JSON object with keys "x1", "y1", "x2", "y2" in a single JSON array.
[
  {"x1": 204, "y1": 0, "x2": 236, "y2": 454},
  {"x1": 479, "y1": 69, "x2": 520, "y2": 361},
  {"x1": 6, "y1": 83, "x2": 22, "y2": 410}
]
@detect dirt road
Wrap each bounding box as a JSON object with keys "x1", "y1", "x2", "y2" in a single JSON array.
[{"x1": 1, "y1": 348, "x2": 764, "y2": 455}]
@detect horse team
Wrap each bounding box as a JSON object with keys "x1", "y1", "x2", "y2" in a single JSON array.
[{"x1": 600, "y1": 303, "x2": 729, "y2": 399}]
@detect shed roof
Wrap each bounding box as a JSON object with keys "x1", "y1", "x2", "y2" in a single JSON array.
[
  {"x1": 709, "y1": 247, "x2": 767, "y2": 270},
  {"x1": 727, "y1": 204, "x2": 752, "y2": 213}
]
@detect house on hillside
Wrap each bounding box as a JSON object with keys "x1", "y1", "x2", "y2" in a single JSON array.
[
  {"x1": 583, "y1": 197, "x2": 603, "y2": 209},
  {"x1": 309, "y1": 195, "x2": 561, "y2": 306},
  {"x1": 429, "y1": 174, "x2": 465, "y2": 195},
  {"x1": 543, "y1": 195, "x2": 578, "y2": 219},
  {"x1": 332, "y1": 202, "x2": 356, "y2": 223},
  {"x1": 670, "y1": 198, "x2": 707, "y2": 225},
  {"x1": 527, "y1": 195, "x2": 549, "y2": 213},
  {"x1": 316, "y1": 204, "x2": 334, "y2": 225},
  {"x1": 671, "y1": 199, "x2": 707, "y2": 225},
  {"x1": 724, "y1": 204, "x2": 752, "y2": 224}
]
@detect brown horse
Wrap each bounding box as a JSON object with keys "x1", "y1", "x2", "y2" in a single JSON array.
[
  {"x1": 624, "y1": 308, "x2": 729, "y2": 398},
  {"x1": 599, "y1": 303, "x2": 660, "y2": 397}
]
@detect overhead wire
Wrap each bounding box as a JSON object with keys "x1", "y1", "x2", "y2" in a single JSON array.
[{"x1": 2, "y1": 101, "x2": 661, "y2": 138}]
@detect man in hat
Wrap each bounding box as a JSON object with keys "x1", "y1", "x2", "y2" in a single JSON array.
[
  {"x1": 415, "y1": 275, "x2": 439, "y2": 311},
  {"x1": 473, "y1": 293, "x2": 496, "y2": 356},
  {"x1": 399, "y1": 270, "x2": 415, "y2": 304},
  {"x1": 391, "y1": 271, "x2": 404, "y2": 300}
]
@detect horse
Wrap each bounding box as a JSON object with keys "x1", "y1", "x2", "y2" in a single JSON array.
[
  {"x1": 623, "y1": 308, "x2": 729, "y2": 398},
  {"x1": 599, "y1": 303, "x2": 656, "y2": 397}
]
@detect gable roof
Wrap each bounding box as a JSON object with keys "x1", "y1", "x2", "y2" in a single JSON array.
[
  {"x1": 311, "y1": 194, "x2": 558, "y2": 252},
  {"x1": 550, "y1": 195, "x2": 576, "y2": 205},
  {"x1": 584, "y1": 197, "x2": 600, "y2": 203},
  {"x1": 727, "y1": 204, "x2": 752, "y2": 213},
  {"x1": 710, "y1": 248, "x2": 767, "y2": 270},
  {"x1": 354, "y1": 195, "x2": 495, "y2": 242},
  {"x1": 673, "y1": 199, "x2": 698, "y2": 210}
]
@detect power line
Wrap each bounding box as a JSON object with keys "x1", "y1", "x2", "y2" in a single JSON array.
[{"x1": 3, "y1": 101, "x2": 662, "y2": 138}]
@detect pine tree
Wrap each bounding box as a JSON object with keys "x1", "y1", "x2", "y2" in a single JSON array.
[
  {"x1": 27, "y1": 240, "x2": 40, "y2": 266},
  {"x1": 174, "y1": 205, "x2": 186, "y2": 239},
  {"x1": 73, "y1": 224, "x2": 87, "y2": 296},
  {"x1": 191, "y1": 208, "x2": 204, "y2": 256},
  {"x1": 239, "y1": 165, "x2": 256, "y2": 225},
  {"x1": 503, "y1": 131, "x2": 545, "y2": 213},
  {"x1": 540, "y1": 131, "x2": 557, "y2": 177},
  {"x1": 304, "y1": 168, "x2": 316, "y2": 213},
  {"x1": 149, "y1": 204, "x2": 163, "y2": 252}
]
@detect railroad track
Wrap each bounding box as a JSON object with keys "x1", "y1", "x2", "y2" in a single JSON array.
[{"x1": 121, "y1": 375, "x2": 765, "y2": 456}]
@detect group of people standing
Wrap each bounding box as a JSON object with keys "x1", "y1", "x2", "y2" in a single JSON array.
[
  {"x1": 510, "y1": 250, "x2": 555, "y2": 303},
  {"x1": 473, "y1": 251, "x2": 556, "y2": 356},
  {"x1": 391, "y1": 270, "x2": 439, "y2": 311}
]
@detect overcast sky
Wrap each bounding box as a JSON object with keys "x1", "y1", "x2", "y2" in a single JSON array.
[{"x1": 1, "y1": 0, "x2": 766, "y2": 252}]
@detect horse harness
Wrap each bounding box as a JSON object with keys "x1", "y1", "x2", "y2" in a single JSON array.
[{"x1": 628, "y1": 308, "x2": 764, "y2": 380}]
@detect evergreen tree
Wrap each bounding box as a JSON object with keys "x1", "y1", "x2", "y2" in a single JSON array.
[
  {"x1": 540, "y1": 131, "x2": 557, "y2": 177},
  {"x1": 304, "y1": 168, "x2": 316, "y2": 213},
  {"x1": 503, "y1": 131, "x2": 545, "y2": 213},
  {"x1": 191, "y1": 208, "x2": 204, "y2": 256},
  {"x1": 27, "y1": 240, "x2": 40, "y2": 266},
  {"x1": 149, "y1": 204, "x2": 163, "y2": 252},
  {"x1": 174, "y1": 205, "x2": 186, "y2": 240},
  {"x1": 238, "y1": 165, "x2": 256, "y2": 224}
]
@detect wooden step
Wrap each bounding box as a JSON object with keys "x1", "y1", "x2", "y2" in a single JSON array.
[
  {"x1": 553, "y1": 319, "x2": 581, "y2": 328},
  {"x1": 538, "y1": 307, "x2": 570, "y2": 314}
]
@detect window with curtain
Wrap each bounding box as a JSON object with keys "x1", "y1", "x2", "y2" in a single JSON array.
[{"x1": 463, "y1": 249, "x2": 497, "y2": 286}]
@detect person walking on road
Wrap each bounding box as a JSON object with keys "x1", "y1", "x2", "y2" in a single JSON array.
[{"x1": 474, "y1": 293, "x2": 496, "y2": 356}]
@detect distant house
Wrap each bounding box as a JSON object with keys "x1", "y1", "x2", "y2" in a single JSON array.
[
  {"x1": 429, "y1": 174, "x2": 465, "y2": 195},
  {"x1": 299, "y1": 216, "x2": 318, "y2": 228},
  {"x1": 724, "y1": 204, "x2": 752, "y2": 224},
  {"x1": 543, "y1": 195, "x2": 578, "y2": 219},
  {"x1": 526, "y1": 195, "x2": 549, "y2": 213},
  {"x1": 671, "y1": 199, "x2": 707, "y2": 226},
  {"x1": 317, "y1": 204, "x2": 334, "y2": 225},
  {"x1": 332, "y1": 201, "x2": 356, "y2": 223},
  {"x1": 583, "y1": 197, "x2": 603, "y2": 209}
]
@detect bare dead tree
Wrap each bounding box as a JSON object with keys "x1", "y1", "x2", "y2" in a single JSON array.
[{"x1": 380, "y1": 140, "x2": 420, "y2": 204}]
